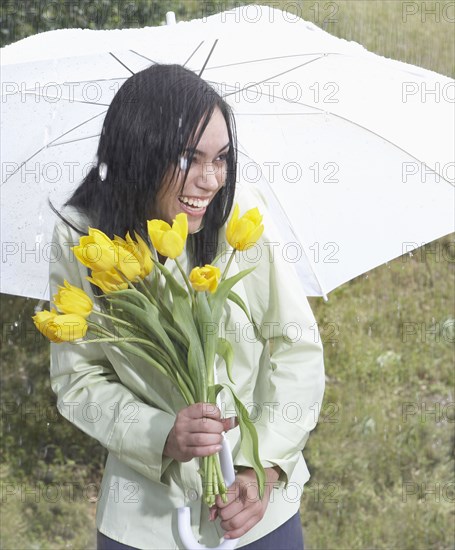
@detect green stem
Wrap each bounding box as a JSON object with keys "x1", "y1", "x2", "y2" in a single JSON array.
[
  {"x1": 76, "y1": 336, "x2": 195, "y2": 405},
  {"x1": 86, "y1": 321, "x2": 116, "y2": 339},
  {"x1": 206, "y1": 455, "x2": 214, "y2": 506},
  {"x1": 137, "y1": 277, "x2": 158, "y2": 306},
  {"x1": 90, "y1": 310, "x2": 147, "y2": 336},
  {"x1": 174, "y1": 258, "x2": 194, "y2": 298},
  {"x1": 220, "y1": 248, "x2": 237, "y2": 283},
  {"x1": 214, "y1": 452, "x2": 227, "y2": 502},
  {"x1": 211, "y1": 248, "x2": 228, "y2": 266}
]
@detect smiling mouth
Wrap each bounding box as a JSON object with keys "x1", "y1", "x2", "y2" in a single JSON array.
[{"x1": 178, "y1": 196, "x2": 210, "y2": 210}]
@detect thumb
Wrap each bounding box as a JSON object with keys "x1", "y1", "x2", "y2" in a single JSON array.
[
  {"x1": 222, "y1": 416, "x2": 238, "y2": 432},
  {"x1": 208, "y1": 505, "x2": 218, "y2": 522}
]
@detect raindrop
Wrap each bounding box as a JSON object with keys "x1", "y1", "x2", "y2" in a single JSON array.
[
  {"x1": 179, "y1": 156, "x2": 188, "y2": 171},
  {"x1": 99, "y1": 162, "x2": 108, "y2": 181}
]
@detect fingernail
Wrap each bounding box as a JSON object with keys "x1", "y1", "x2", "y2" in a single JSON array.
[
  {"x1": 224, "y1": 535, "x2": 230, "y2": 540},
  {"x1": 215, "y1": 445, "x2": 222, "y2": 452}
]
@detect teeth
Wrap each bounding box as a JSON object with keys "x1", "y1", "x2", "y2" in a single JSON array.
[{"x1": 179, "y1": 197, "x2": 209, "y2": 208}]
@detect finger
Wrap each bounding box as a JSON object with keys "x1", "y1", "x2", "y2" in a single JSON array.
[
  {"x1": 186, "y1": 432, "x2": 223, "y2": 447},
  {"x1": 186, "y1": 443, "x2": 222, "y2": 458},
  {"x1": 215, "y1": 484, "x2": 240, "y2": 509},
  {"x1": 188, "y1": 418, "x2": 225, "y2": 434},
  {"x1": 185, "y1": 402, "x2": 221, "y2": 420},
  {"x1": 222, "y1": 416, "x2": 238, "y2": 432},
  {"x1": 208, "y1": 505, "x2": 218, "y2": 522},
  {"x1": 222, "y1": 510, "x2": 262, "y2": 540},
  {"x1": 217, "y1": 498, "x2": 244, "y2": 522}
]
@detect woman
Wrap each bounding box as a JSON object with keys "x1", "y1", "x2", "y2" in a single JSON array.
[{"x1": 49, "y1": 64, "x2": 325, "y2": 549}]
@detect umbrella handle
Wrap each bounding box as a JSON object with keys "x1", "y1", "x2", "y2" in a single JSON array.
[
  {"x1": 177, "y1": 438, "x2": 239, "y2": 549},
  {"x1": 177, "y1": 507, "x2": 238, "y2": 550},
  {"x1": 219, "y1": 435, "x2": 236, "y2": 488}
]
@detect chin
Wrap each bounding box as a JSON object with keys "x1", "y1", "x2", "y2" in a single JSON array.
[{"x1": 189, "y1": 222, "x2": 203, "y2": 235}]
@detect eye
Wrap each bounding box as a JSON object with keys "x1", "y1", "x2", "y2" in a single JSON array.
[{"x1": 215, "y1": 153, "x2": 228, "y2": 163}]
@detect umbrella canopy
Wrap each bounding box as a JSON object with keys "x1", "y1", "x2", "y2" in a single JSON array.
[{"x1": 1, "y1": 5, "x2": 454, "y2": 300}]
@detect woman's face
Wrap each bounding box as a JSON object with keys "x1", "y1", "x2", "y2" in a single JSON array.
[{"x1": 154, "y1": 106, "x2": 230, "y2": 235}]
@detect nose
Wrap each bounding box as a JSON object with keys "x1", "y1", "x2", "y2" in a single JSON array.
[{"x1": 197, "y1": 161, "x2": 224, "y2": 191}]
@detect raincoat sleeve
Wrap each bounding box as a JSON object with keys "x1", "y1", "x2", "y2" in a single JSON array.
[
  {"x1": 49, "y1": 219, "x2": 175, "y2": 485},
  {"x1": 233, "y1": 185, "x2": 326, "y2": 486}
]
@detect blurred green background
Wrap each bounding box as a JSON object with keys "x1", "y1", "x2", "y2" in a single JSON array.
[{"x1": 1, "y1": 1, "x2": 454, "y2": 549}]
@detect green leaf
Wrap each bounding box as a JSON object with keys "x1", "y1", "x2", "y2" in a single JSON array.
[
  {"x1": 153, "y1": 260, "x2": 188, "y2": 299},
  {"x1": 221, "y1": 384, "x2": 266, "y2": 499},
  {"x1": 154, "y1": 260, "x2": 207, "y2": 401},
  {"x1": 195, "y1": 292, "x2": 217, "y2": 385},
  {"x1": 216, "y1": 338, "x2": 235, "y2": 384},
  {"x1": 107, "y1": 294, "x2": 181, "y2": 368},
  {"x1": 210, "y1": 267, "x2": 256, "y2": 325},
  {"x1": 227, "y1": 290, "x2": 253, "y2": 323}
]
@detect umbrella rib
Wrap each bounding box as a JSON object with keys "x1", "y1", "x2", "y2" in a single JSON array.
[
  {"x1": 327, "y1": 113, "x2": 454, "y2": 186},
  {"x1": 183, "y1": 41, "x2": 205, "y2": 68},
  {"x1": 205, "y1": 76, "x2": 326, "y2": 114},
  {"x1": 204, "y1": 52, "x2": 341, "y2": 71},
  {"x1": 233, "y1": 83, "x2": 450, "y2": 185},
  {"x1": 221, "y1": 55, "x2": 325, "y2": 99},
  {"x1": 109, "y1": 52, "x2": 135, "y2": 75},
  {"x1": 2, "y1": 110, "x2": 107, "y2": 185},
  {"x1": 129, "y1": 49, "x2": 158, "y2": 65},
  {"x1": 198, "y1": 40, "x2": 219, "y2": 77},
  {"x1": 19, "y1": 90, "x2": 110, "y2": 107},
  {"x1": 47, "y1": 134, "x2": 101, "y2": 147}
]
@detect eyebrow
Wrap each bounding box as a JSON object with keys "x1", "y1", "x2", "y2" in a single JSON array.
[{"x1": 184, "y1": 143, "x2": 230, "y2": 157}]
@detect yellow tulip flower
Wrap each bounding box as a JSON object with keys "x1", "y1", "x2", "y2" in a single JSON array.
[
  {"x1": 226, "y1": 204, "x2": 264, "y2": 251},
  {"x1": 147, "y1": 213, "x2": 188, "y2": 259},
  {"x1": 32, "y1": 309, "x2": 87, "y2": 343},
  {"x1": 115, "y1": 232, "x2": 154, "y2": 280},
  {"x1": 53, "y1": 280, "x2": 93, "y2": 318},
  {"x1": 189, "y1": 265, "x2": 222, "y2": 293},
  {"x1": 73, "y1": 227, "x2": 154, "y2": 284},
  {"x1": 87, "y1": 268, "x2": 128, "y2": 294},
  {"x1": 72, "y1": 228, "x2": 118, "y2": 272}
]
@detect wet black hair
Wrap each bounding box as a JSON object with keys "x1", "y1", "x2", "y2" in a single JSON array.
[{"x1": 57, "y1": 63, "x2": 237, "y2": 268}]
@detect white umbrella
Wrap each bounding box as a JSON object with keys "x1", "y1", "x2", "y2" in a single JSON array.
[
  {"x1": 1, "y1": 6, "x2": 453, "y2": 549},
  {"x1": 1, "y1": 6, "x2": 453, "y2": 301}
]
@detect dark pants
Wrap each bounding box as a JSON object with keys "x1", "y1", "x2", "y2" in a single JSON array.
[{"x1": 97, "y1": 512, "x2": 304, "y2": 549}]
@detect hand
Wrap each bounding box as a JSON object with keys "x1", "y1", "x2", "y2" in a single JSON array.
[
  {"x1": 163, "y1": 402, "x2": 237, "y2": 462},
  {"x1": 211, "y1": 466, "x2": 280, "y2": 539}
]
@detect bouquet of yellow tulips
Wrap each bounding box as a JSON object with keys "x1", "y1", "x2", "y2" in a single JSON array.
[{"x1": 34, "y1": 204, "x2": 266, "y2": 506}]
